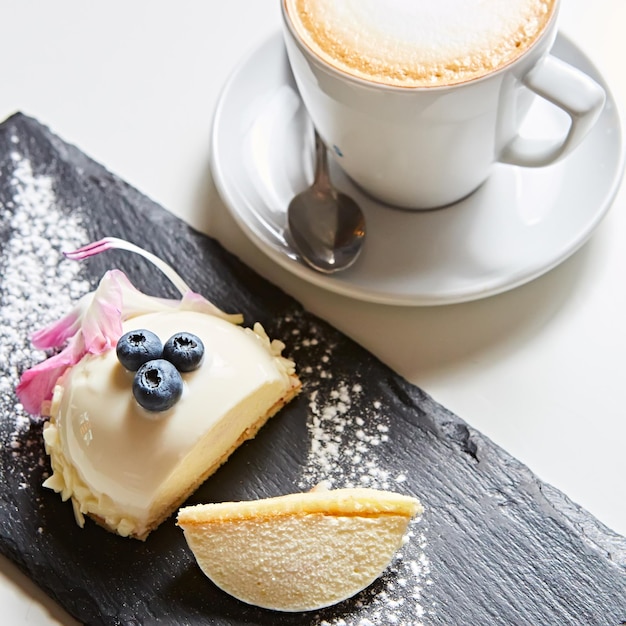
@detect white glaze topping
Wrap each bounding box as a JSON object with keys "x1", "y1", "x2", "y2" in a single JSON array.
[{"x1": 43, "y1": 310, "x2": 296, "y2": 538}]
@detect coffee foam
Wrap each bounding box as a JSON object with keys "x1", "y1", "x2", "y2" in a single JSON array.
[{"x1": 285, "y1": 0, "x2": 556, "y2": 87}]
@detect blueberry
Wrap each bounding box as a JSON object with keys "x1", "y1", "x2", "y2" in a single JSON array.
[
  {"x1": 163, "y1": 332, "x2": 205, "y2": 372},
  {"x1": 116, "y1": 329, "x2": 163, "y2": 371},
  {"x1": 132, "y1": 359, "x2": 183, "y2": 412}
]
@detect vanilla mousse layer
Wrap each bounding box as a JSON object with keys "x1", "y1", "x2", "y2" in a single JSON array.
[
  {"x1": 43, "y1": 310, "x2": 300, "y2": 540},
  {"x1": 178, "y1": 488, "x2": 422, "y2": 611},
  {"x1": 285, "y1": 0, "x2": 556, "y2": 87}
]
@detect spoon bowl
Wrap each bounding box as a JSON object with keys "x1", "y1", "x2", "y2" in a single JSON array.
[{"x1": 287, "y1": 132, "x2": 366, "y2": 274}]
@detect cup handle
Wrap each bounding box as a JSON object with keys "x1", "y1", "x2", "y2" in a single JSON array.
[{"x1": 499, "y1": 55, "x2": 606, "y2": 167}]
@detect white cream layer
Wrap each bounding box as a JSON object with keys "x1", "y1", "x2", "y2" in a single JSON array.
[
  {"x1": 285, "y1": 0, "x2": 555, "y2": 86},
  {"x1": 43, "y1": 310, "x2": 296, "y2": 538}
]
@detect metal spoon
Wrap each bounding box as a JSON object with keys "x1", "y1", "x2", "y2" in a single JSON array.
[{"x1": 287, "y1": 131, "x2": 366, "y2": 274}]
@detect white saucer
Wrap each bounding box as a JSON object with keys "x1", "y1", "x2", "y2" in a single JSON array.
[{"x1": 211, "y1": 32, "x2": 624, "y2": 306}]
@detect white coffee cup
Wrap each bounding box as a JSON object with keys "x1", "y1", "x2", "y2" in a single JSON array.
[{"x1": 281, "y1": 0, "x2": 606, "y2": 209}]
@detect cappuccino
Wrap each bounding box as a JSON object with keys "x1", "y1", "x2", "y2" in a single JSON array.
[{"x1": 283, "y1": 0, "x2": 557, "y2": 87}]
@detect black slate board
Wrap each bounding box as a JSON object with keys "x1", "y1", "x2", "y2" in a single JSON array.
[{"x1": 0, "y1": 112, "x2": 625, "y2": 626}]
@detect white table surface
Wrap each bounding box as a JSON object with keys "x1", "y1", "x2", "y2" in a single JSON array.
[{"x1": 1, "y1": 1, "x2": 624, "y2": 623}]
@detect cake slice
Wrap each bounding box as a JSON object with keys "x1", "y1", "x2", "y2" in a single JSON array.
[
  {"x1": 177, "y1": 487, "x2": 423, "y2": 612},
  {"x1": 17, "y1": 238, "x2": 301, "y2": 540}
]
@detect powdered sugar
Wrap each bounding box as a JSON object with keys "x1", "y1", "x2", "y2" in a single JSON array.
[
  {"x1": 0, "y1": 143, "x2": 90, "y2": 472},
  {"x1": 287, "y1": 318, "x2": 435, "y2": 625}
]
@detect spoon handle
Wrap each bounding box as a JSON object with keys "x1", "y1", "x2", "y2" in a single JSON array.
[{"x1": 313, "y1": 130, "x2": 332, "y2": 191}]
